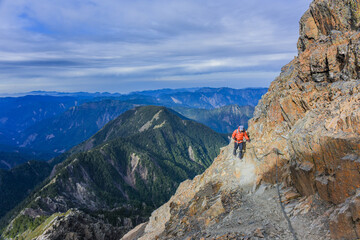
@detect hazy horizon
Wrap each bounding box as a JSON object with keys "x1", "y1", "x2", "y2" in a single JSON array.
[{"x1": 0, "y1": 86, "x2": 269, "y2": 97}]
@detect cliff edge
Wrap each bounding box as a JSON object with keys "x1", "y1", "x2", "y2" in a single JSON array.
[{"x1": 124, "y1": 0, "x2": 360, "y2": 239}]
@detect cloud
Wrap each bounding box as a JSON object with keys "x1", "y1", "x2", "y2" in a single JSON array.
[{"x1": 0, "y1": 0, "x2": 312, "y2": 93}]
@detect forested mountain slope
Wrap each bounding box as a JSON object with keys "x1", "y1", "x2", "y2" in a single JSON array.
[{"x1": 0, "y1": 106, "x2": 227, "y2": 239}]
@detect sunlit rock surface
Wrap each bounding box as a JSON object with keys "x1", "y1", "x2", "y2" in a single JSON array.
[{"x1": 125, "y1": 0, "x2": 360, "y2": 239}]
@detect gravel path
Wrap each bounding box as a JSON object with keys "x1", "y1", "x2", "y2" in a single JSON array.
[{"x1": 201, "y1": 182, "x2": 331, "y2": 240}]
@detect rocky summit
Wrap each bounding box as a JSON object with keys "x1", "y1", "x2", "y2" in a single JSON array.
[{"x1": 124, "y1": 0, "x2": 360, "y2": 239}]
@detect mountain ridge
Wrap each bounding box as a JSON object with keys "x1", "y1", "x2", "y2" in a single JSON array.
[
  {"x1": 0, "y1": 105, "x2": 228, "y2": 239},
  {"x1": 0, "y1": 87, "x2": 266, "y2": 166}
]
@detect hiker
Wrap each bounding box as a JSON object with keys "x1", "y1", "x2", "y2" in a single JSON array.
[{"x1": 232, "y1": 125, "x2": 250, "y2": 159}]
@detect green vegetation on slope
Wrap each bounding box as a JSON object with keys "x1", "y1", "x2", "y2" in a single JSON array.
[
  {"x1": 0, "y1": 161, "x2": 51, "y2": 219},
  {"x1": 0, "y1": 152, "x2": 37, "y2": 170},
  {"x1": 1, "y1": 106, "x2": 228, "y2": 238}
]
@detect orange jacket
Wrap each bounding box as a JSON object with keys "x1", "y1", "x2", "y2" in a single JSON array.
[{"x1": 232, "y1": 129, "x2": 250, "y2": 143}]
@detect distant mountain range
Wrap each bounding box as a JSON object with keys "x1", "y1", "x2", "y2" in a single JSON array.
[
  {"x1": 15, "y1": 103, "x2": 252, "y2": 159},
  {"x1": 174, "y1": 104, "x2": 254, "y2": 133},
  {"x1": 0, "y1": 87, "x2": 267, "y2": 109},
  {"x1": 0, "y1": 87, "x2": 266, "y2": 168},
  {"x1": 18, "y1": 100, "x2": 138, "y2": 154},
  {"x1": 0, "y1": 106, "x2": 228, "y2": 239},
  {"x1": 0, "y1": 95, "x2": 81, "y2": 142},
  {"x1": 125, "y1": 87, "x2": 267, "y2": 108}
]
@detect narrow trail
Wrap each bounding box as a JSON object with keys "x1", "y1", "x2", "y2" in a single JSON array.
[
  {"x1": 122, "y1": 144, "x2": 331, "y2": 240},
  {"x1": 203, "y1": 145, "x2": 331, "y2": 239}
]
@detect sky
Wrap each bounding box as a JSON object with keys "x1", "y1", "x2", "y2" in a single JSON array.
[{"x1": 0, "y1": 0, "x2": 312, "y2": 94}]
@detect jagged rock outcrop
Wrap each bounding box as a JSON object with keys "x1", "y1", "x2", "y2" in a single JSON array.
[
  {"x1": 125, "y1": 0, "x2": 360, "y2": 239},
  {"x1": 248, "y1": 0, "x2": 360, "y2": 238}
]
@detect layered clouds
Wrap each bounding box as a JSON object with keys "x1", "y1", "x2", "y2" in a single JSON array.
[{"x1": 0, "y1": 0, "x2": 312, "y2": 93}]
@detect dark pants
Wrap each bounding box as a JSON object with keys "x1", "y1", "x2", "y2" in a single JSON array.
[{"x1": 233, "y1": 142, "x2": 244, "y2": 159}]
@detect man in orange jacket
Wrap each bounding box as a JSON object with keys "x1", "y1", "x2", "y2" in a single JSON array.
[{"x1": 232, "y1": 125, "x2": 250, "y2": 159}]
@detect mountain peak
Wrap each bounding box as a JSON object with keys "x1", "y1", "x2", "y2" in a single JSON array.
[
  {"x1": 298, "y1": 0, "x2": 360, "y2": 53},
  {"x1": 79, "y1": 105, "x2": 189, "y2": 150}
]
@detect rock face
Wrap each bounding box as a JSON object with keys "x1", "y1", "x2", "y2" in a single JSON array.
[
  {"x1": 125, "y1": 0, "x2": 360, "y2": 239},
  {"x1": 248, "y1": 0, "x2": 360, "y2": 238}
]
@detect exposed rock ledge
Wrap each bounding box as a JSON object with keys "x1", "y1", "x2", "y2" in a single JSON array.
[{"x1": 124, "y1": 0, "x2": 360, "y2": 239}]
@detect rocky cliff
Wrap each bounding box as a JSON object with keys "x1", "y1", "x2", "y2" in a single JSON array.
[{"x1": 124, "y1": 0, "x2": 360, "y2": 239}]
